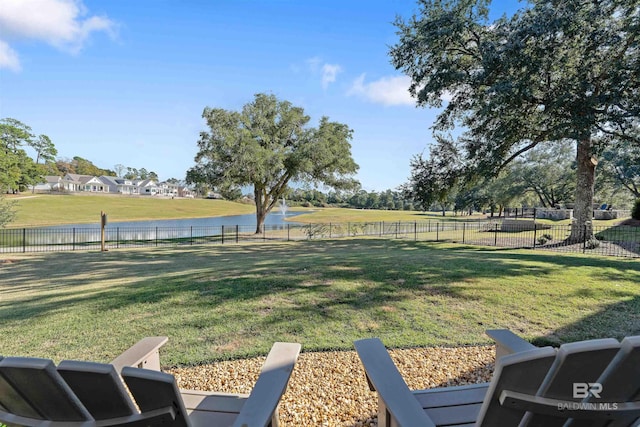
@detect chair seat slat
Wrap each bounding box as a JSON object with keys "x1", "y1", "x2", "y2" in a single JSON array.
[
  {"x1": 414, "y1": 383, "x2": 488, "y2": 408},
  {"x1": 180, "y1": 390, "x2": 248, "y2": 413}
]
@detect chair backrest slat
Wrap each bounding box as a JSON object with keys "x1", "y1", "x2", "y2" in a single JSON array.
[
  {"x1": 477, "y1": 346, "x2": 557, "y2": 426},
  {"x1": 122, "y1": 366, "x2": 191, "y2": 427},
  {"x1": 58, "y1": 360, "x2": 138, "y2": 420},
  {"x1": 566, "y1": 336, "x2": 640, "y2": 427},
  {"x1": 0, "y1": 357, "x2": 91, "y2": 422},
  {"x1": 523, "y1": 338, "x2": 620, "y2": 426},
  {"x1": 0, "y1": 368, "x2": 42, "y2": 419}
]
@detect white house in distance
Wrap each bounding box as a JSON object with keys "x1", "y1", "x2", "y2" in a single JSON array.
[
  {"x1": 99, "y1": 176, "x2": 139, "y2": 195},
  {"x1": 32, "y1": 174, "x2": 195, "y2": 198},
  {"x1": 135, "y1": 179, "x2": 159, "y2": 195},
  {"x1": 64, "y1": 174, "x2": 109, "y2": 192}
]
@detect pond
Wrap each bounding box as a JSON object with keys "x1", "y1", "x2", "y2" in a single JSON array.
[
  {"x1": 3, "y1": 212, "x2": 308, "y2": 247},
  {"x1": 39, "y1": 211, "x2": 306, "y2": 230}
]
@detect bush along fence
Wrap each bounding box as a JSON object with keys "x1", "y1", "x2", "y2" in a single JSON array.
[{"x1": 1, "y1": 220, "x2": 638, "y2": 258}]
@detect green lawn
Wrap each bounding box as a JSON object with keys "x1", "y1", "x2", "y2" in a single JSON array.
[
  {"x1": 1, "y1": 240, "x2": 638, "y2": 367},
  {"x1": 291, "y1": 207, "x2": 487, "y2": 223},
  {"x1": 8, "y1": 194, "x2": 254, "y2": 227}
]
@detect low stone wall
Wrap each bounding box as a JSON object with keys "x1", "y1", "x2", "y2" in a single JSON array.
[{"x1": 535, "y1": 209, "x2": 573, "y2": 220}]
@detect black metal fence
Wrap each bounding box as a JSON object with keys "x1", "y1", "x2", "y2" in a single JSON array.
[{"x1": 1, "y1": 220, "x2": 638, "y2": 258}]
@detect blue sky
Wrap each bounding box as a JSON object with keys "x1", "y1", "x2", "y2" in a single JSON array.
[{"x1": 0, "y1": 0, "x2": 521, "y2": 192}]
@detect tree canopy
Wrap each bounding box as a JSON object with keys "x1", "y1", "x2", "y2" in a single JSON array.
[
  {"x1": 188, "y1": 93, "x2": 360, "y2": 233},
  {"x1": 392, "y1": 0, "x2": 640, "y2": 239},
  {"x1": 0, "y1": 118, "x2": 59, "y2": 194}
]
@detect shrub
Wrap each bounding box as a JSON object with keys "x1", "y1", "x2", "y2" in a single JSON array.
[
  {"x1": 0, "y1": 196, "x2": 16, "y2": 228},
  {"x1": 303, "y1": 224, "x2": 329, "y2": 239},
  {"x1": 537, "y1": 236, "x2": 548, "y2": 245},
  {"x1": 633, "y1": 199, "x2": 640, "y2": 220},
  {"x1": 585, "y1": 238, "x2": 600, "y2": 250}
]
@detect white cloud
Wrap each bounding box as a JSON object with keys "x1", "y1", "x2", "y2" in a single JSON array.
[
  {"x1": 347, "y1": 74, "x2": 415, "y2": 106},
  {"x1": 304, "y1": 57, "x2": 342, "y2": 89},
  {"x1": 0, "y1": 40, "x2": 21, "y2": 72},
  {"x1": 321, "y1": 64, "x2": 342, "y2": 89},
  {"x1": 0, "y1": 0, "x2": 116, "y2": 70}
]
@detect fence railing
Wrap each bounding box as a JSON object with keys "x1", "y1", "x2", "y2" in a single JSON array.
[{"x1": 1, "y1": 220, "x2": 638, "y2": 258}]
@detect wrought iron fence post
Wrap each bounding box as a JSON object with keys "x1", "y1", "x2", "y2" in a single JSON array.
[
  {"x1": 329, "y1": 222, "x2": 332, "y2": 238},
  {"x1": 236, "y1": 225, "x2": 239, "y2": 243},
  {"x1": 117, "y1": 227, "x2": 120, "y2": 249},
  {"x1": 414, "y1": 221, "x2": 417, "y2": 241},
  {"x1": 395, "y1": 221, "x2": 399, "y2": 239},
  {"x1": 436, "y1": 223, "x2": 439, "y2": 241},
  {"x1": 222, "y1": 225, "x2": 225, "y2": 244},
  {"x1": 287, "y1": 223, "x2": 290, "y2": 241},
  {"x1": 533, "y1": 224, "x2": 537, "y2": 249},
  {"x1": 73, "y1": 228, "x2": 76, "y2": 251},
  {"x1": 583, "y1": 224, "x2": 587, "y2": 253},
  {"x1": 22, "y1": 228, "x2": 26, "y2": 253},
  {"x1": 348, "y1": 222, "x2": 351, "y2": 236},
  {"x1": 380, "y1": 221, "x2": 383, "y2": 237},
  {"x1": 155, "y1": 227, "x2": 158, "y2": 246},
  {"x1": 462, "y1": 222, "x2": 466, "y2": 243},
  {"x1": 190, "y1": 226, "x2": 193, "y2": 245},
  {"x1": 494, "y1": 223, "x2": 498, "y2": 246}
]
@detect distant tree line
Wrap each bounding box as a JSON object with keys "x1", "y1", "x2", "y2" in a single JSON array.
[
  {"x1": 404, "y1": 140, "x2": 639, "y2": 217},
  {"x1": 248, "y1": 187, "x2": 415, "y2": 211}
]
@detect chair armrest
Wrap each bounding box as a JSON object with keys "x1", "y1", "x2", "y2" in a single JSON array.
[
  {"x1": 110, "y1": 336, "x2": 168, "y2": 372},
  {"x1": 354, "y1": 338, "x2": 436, "y2": 427},
  {"x1": 232, "y1": 342, "x2": 301, "y2": 427},
  {"x1": 486, "y1": 329, "x2": 536, "y2": 359}
]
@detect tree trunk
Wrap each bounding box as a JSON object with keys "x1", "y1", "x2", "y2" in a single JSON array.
[
  {"x1": 570, "y1": 138, "x2": 596, "y2": 242},
  {"x1": 254, "y1": 187, "x2": 267, "y2": 234}
]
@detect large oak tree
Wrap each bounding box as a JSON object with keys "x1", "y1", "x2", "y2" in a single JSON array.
[
  {"x1": 392, "y1": 0, "x2": 640, "y2": 240},
  {"x1": 188, "y1": 93, "x2": 359, "y2": 233}
]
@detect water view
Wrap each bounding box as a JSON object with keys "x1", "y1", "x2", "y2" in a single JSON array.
[
  {"x1": 40, "y1": 211, "x2": 306, "y2": 230},
  {"x1": 2, "y1": 212, "x2": 307, "y2": 248}
]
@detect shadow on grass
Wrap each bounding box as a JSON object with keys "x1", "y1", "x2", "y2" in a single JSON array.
[
  {"x1": 2, "y1": 239, "x2": 639, "y2": 320},
  {"x1": 1, "y1": 239, "x2": 639, "y2": 361}
]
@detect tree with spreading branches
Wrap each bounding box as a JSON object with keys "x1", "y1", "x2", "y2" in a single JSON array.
[
  {"x1": 188, "y1": 93, "x2": 359, "y2": 233},
  {"x1": 392, "y1": 0, "x2": 640, "y2": 240}
]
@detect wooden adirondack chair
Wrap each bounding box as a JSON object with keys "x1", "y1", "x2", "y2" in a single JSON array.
[
  {"x1": 0, "y1": 336, "x2": 301, "y2": 427},
  {"x1": 355, "y1": 329, "x2": 640, "y2": 427}
]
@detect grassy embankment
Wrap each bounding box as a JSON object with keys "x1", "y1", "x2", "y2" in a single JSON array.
[
  {"x1": 1, "y1": 240, "x2": 638, "y2": 367},
  {"x1": 8, "y1": 194, "x2": 255, "y2": 227}
]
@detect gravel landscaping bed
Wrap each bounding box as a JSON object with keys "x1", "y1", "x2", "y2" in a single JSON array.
[{"x1": 168, "y1": 344, "x2": 495, "y2": 426}]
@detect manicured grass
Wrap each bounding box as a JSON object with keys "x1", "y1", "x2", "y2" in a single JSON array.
[
  {"x1": 8, "y1": 194, "x2": 255, "y2": 227},
  {"x1": 289, "y1": 207, "x2": 486, "y2": 223},
  {"x1": 1, "y1": 240, "x2": 638, "y2": 367}
]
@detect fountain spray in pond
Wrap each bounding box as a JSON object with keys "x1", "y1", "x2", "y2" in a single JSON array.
[{"x1": 279, "y1": 197, "x2": 288, "y2": 215}]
